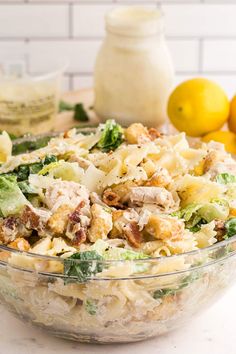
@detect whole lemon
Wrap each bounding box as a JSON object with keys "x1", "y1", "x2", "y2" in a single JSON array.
[
  {"x1": 202, "y1": 130, "x2": 236, "y2": 154},
  {"x1": 228, "y1": 95, "x2": 236, "y2": 133},
  {"x1": 168, "y1": 78, "x2": 230, "y2": 137}
]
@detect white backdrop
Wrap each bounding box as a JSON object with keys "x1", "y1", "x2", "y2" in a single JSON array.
[{"x1": 0, "y1": 0, "x2": 236, "y2": 96}]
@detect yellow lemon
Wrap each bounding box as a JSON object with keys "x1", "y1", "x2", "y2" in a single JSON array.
[
  {"x1": 228, "y1": 95, "x2": 236, "y2": 133},
  {"x1": 202, "y1": 130, "x2": 236, "y2": 154},
  {"x1": 168, "y1": 78, "x2": 230, "y2": 137}
]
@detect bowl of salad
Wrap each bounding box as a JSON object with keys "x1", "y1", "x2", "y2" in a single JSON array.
[{"x1": 0, "y1": 120, "x2": 236, "y2": 343}]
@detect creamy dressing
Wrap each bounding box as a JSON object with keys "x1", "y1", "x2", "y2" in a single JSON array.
[{"x1": 94, "y1": 6, "x2": 175, "y2": 127}]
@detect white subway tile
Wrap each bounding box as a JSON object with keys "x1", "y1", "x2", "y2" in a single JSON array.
[
  {"x1": 73, "y1": 4, "x2": 156, "y2": 37},
  {"x1": 163, "y1": 4, "x2": 236, "y2": 37},
  {"x1": 0, "y1": 41, "x2": 27, "y2": 62},
  {"x1": 29, "y1": 39, "x2": 198, "y2": 75},
  {"x1": 62, "y1": 75, "x2": 71, "y2": 93},
  {"x1": 0, "y1": 5, "x2": 68, "y2": 38},
  {"x1": 175, "y1": 74, "x2": 236, "y2": 98},
  {"x1": 168, "y1": 40, "x2": 199, "y2": 72},
  {"x1": 72, "y1": 75, "x2": 93, "y2": 90},
  {"x1": 73, "y1": 3, "x2": 236, "y2": 38},
  {"x1": 203, "y1": 40, "x2": 236, "y2": 72},
  {"x1": 28, "y1": 40, "x2": 102, "y2": 74}
]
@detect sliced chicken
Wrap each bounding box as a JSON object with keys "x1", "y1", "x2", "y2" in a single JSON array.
[
  {"x1": 129, "y1": 186, "x2": 175, "y2": 210},
  {"x1": 204, "y1": 150, "x2": 236, "y2": 178}
]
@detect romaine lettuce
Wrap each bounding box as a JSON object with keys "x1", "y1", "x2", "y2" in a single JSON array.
[
  {"x1": 216, "y1": 173, "x2": 236, "y2": 185},
  {"x1": 0, "y1": 175, "x2": 29, "y2": 216},
  {"x1": 64, "y1": 250, "x2": 104, "y2": 283},
  {"x1": 174, "y1": 200, "x2": 229, "y2": 231},
  {"x1": 97, "y1": 120, "x2": 123, "y2": 152},
  {"x1": 225, "y1": 218, "x2": 236, "y2": 239}
]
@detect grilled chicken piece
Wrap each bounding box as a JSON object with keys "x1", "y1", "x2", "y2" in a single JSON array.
[
  {"x1": 204, "y1": 150, "x2": 236, "y2": 177},
  {"x1": 129, "y1": 186, "x2": 175, "y2": 210}
]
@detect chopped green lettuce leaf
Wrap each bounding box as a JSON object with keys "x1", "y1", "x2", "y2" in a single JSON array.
[
  {"x1": 64, "y1": 251, "x2": 104, "y2": 283},
  {"x1": 225, "y1": 218, "x2": 236, "y2": 239},
  {"x1": 216, "y1": 173, "x2": 236, "y2": 185},
  {"x1": 39, "y1": 160, "x2": 83, "y2": 182},
  {"x1": 85, "y1": 299, "x2": 97, "y2": 315},
  {"x1": 91, "y1": 239, "x2": 148, "y2": 261},
  {"x1": 12, "y1": 136, "x2": 52, "y2": 155},
  {"x1": 0, "y1": 175, "x2": 29, "y2": 216},
  {"x1": 97, "y1": 120, "x2": 123, "y2": 152},
  {"x1": 38, "y1": 162, "x2": 60, "y2": 176},
  {"x1": 91, "y1": 239, "x2": 150, "y2": 273},
  {"x1": 18, "y1": 181, "x2": 38, "y2": 195},
  {"x1": 174, "y1": 200, "x2": 229, "y2": 231},
  {"x1": 153, "y1": 272, "x2": 199, "y2": 299}
]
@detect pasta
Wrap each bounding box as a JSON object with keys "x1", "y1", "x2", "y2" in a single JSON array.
[{"x1": 0, "y1": 120, "x2": 235, "y2": 342}]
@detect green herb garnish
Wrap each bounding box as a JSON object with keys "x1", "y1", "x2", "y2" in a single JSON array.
[
  {"x1": 12, "y1": 136, "x2": 52, "y2": 155},
  {"x1": 59, "y1": 100, "x2": 89, "y2": 122}
]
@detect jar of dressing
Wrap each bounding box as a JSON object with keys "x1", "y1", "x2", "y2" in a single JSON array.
[{"x1": 94, "y1": 6, "x2": 175, "y2": 127}]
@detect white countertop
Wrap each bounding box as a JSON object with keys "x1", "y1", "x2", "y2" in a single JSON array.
[{"x1": 1, "y1": 285, "x2": 235, "y2": 354}]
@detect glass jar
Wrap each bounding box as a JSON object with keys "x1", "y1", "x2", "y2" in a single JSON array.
[
  {"x1": 94, "y1": 6, "x2": 175, "y2": 127},
  {"x1": 0, "y1": 65, "x2": 65, "y2": 137}
]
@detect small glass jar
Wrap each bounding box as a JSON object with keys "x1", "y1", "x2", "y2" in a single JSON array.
[
  {"x1": 94, "y1": 6, "x2": 175, "y2": 127},
  {"x1": 0, "y1": 67, "x2": 64, "y2": 137}
]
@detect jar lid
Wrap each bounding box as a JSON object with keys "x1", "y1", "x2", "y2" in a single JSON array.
[{"x1": 106, "y1": 6, "x2": 164, "y2": 37}]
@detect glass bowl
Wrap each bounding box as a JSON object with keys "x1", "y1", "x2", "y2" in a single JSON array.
[{"x1": 0, "y1": 236, "x2": 236, "y2": 344}]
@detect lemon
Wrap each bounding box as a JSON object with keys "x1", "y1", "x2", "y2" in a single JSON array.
[
  {"x1": 228, "y1": 95, "x2": 236, "y2": 134},
  {"x1": 202, "y1": 130, "x2": 236, "y2": 154},
  {"x1": 168, "y1": 78, "x2": 230, "y2": 137}
]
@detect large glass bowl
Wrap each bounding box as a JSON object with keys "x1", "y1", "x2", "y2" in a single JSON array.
[{"x1": 0, "y1": 236, "x2": 236, "y2": 344}]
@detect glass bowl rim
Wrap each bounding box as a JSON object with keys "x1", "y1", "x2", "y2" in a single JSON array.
[
  {"x1": 2, "y1": 128, "x2": 236, "y2": 280},
  {"x1": 0, "y1": 234, "x2": 235, "y2": 263}
]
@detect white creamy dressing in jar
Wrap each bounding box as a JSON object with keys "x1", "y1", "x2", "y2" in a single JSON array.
[{"x1": 94, "y1": 6, "x2": 175, "y2": 127}]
